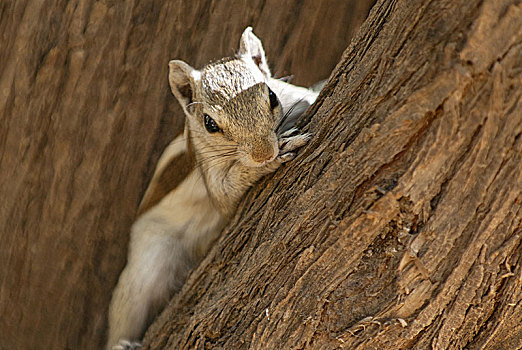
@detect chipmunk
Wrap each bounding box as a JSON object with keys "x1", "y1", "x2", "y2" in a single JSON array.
[{"x1": 107, "y1": 27, "x2": 320, "y2": 350}]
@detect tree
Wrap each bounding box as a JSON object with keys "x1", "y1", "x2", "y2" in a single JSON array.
[
  {"x1": 0, "y1": 1, "x2": 374, "y2": 349},
  {"x1": 143, "y1": 0, "x2": 522, "y2": 349}
]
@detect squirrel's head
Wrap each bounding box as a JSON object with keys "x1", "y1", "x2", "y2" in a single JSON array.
[{"x1": 168, "y1": 27, "x2": 282, "y2": 167}]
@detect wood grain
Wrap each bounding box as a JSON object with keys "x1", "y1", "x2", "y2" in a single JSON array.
[{"x1": 144, "y1": 0, "x2": 522, "y2": 349}]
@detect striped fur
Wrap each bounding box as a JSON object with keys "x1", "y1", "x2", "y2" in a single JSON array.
[{"x1": 107, "y1": 27, "x2": 320, "y2": 349}]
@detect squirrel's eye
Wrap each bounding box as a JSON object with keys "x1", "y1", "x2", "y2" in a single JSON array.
[
  {"x1": 204, "y1": 114, "x2": 221, "y2": 133},
  {"x1": 268, "y1": 87, "x2": 279, "y2": 110}
]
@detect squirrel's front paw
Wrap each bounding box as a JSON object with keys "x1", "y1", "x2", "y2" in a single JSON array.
[
  {"x1": 112, "y1": 339, "x2": 142, "y2": 350},
  {"x1": 277, "y1": 128, "x2": 312, "y2": 163}
]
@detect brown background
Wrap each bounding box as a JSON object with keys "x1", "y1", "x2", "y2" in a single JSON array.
[{"x1": 0, "y1": 1, "x2": 375, "y2": 349}]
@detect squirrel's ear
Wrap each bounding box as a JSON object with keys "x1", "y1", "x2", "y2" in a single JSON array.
[
  {"x1": 168, "y1": 60, "x2": 200, "y2": 113},
  {"x1": 238, "y1": 27, "x2": 271, "y2": 77}
]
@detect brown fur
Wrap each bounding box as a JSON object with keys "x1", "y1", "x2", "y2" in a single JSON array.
[{"x1": 107, "y1": 27, "x2": 317, "y2": 350}]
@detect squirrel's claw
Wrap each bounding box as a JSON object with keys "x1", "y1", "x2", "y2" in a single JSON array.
[
  {"x1": 279, "y1": 132, "x2": 312, "y2": 155},
  {"x1": 277, "y1": 152, "x2": 297, "y2": 163},
  {"x1": 272, "y1": 131, "x2": 311, "y2": 166},
  {"x1": 279, "y1": 127, "x2": 300, "y2": 138}
]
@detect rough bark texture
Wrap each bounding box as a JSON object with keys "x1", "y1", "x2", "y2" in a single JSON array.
[
  {"x1": 0, "y1": 1, "x2": 374, "y2": 349},
  {"x1": 143, "y1": 0, "x2": 522, "y2": 349}
]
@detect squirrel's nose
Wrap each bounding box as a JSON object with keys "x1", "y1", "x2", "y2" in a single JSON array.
[
  {"x1": 251, "y1": 149, "x2": 275, "y2": 163},
  {"x1": 250, "y1": 141, "x2": 277, "y2": 163}
]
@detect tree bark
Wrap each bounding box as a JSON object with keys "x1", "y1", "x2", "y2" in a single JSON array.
[
  {"x1": 143, "y1": 0, "x2": 522, "y2": 349},
  {"x1": 0, "y1": 1, "x2": 374, "y2": 349}
]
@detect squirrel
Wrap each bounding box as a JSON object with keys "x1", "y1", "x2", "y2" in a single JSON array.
[{"x1": 107, "y1": 27, "x2": 320, "y2": 350}]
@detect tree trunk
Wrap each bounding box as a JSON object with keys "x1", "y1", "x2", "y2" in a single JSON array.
[
  {"x1": 143, "y1": 0, "x2": 522, "y2": 349},
  {"x1": 0, "y1": 1, "x2": 374, "y2": 349}
]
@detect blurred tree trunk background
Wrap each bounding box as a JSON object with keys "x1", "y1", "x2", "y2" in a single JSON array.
[{"x1": 0, "y1": 1, "x2": 375, "y2": 349}]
